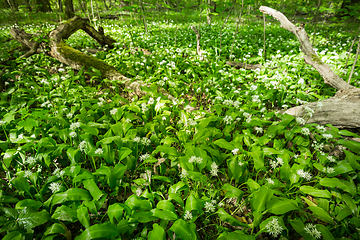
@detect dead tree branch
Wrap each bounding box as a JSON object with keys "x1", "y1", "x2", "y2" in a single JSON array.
[{"x1": 260, "y1": 6, "x2": 360, "y2": 128}]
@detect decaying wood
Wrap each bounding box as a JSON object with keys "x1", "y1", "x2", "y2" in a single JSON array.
[
  {"x1": 9, "y1": 16, "x2": 150, "y2": 98},
  {"x1": 260, "y1": 6, "x2": 354, "y2": 91},
  {"x1": 226, "y1": 61, "x2": 262, "y2": 70},
  {"x1": 260, "y1": 6, "x2": 360, "y2": 128}
]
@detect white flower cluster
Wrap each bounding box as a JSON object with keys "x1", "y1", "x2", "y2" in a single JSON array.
[
  {"x1": 265, "y1": 218, "x2": 284, "y2": 237},
  {"x1": 297, "y1": 169, "x2": 312, "y2": 181},
  {"x1": 270, "y1": 157, "x2": 284, "y2": 169},
  {"x1": 304, "y1": 223, "x2": 322, "y2": 239},
  {"x1": 204, "y1": 201, "x2": 216, "y2": 212},
  {"x1": 189, "y1": 156, "x2": 203, "y2": 164},
  {"x1": 210, "y1": 162, "x2": 219, "y2": 176},
  {"x1": 70, "y1": 122, "x2": 81, "y2": 130}
]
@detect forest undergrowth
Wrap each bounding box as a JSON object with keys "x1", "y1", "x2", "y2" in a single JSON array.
[{"x1": 0, "y1": 11, "x2": 360, "y2": 240}]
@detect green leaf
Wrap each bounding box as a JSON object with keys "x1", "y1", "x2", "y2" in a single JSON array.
[
  {"x1": 130, "y1": 211, "x2": 158, "y2": 223},
  {"x1": 17, "y1": 208, "x2": 50, "y2": 231},
  {"x1": 148, "y1": 223, "x2": 166, "y2": 240},
  {"x1": 52, "y1": 205, "x2": 78, "y2": 222},
  {"x1": 107, "y1": 203, "x2": 129, "y2": 224},
  {"x1": 213, "y1": 139, "x2": 234, "y2": 150},
  {"x1": 342, "y1": 194, "x2": 358, "y2": 216},
  {"x1": 299, "y1": 186, "x2": 332, "y2": 198},
  {"x1": 150, "y1": 208, "x2": 178, "y2": 220},
  {"x1": 339, "y1": 130, "x2": 360, "y2": 138},
  {"x1": 15, "y1": 199, "x2": 42, "y2": 211},
  {"x1": 66, "y1": 147, "x2": 81, "y2": 166},
  {"x1": 2, "y1": 149, "x2": 16, "y2": 168},
  {"x1": 169, "y1": 219, "x2": 197, "y2": 240},
  {"x1": 289, "y1": 219, "x2": 313, "y2": 239},
  {"x1": 317, "y1": 224, "x2": 335, "y2": 240},
  {"x1": 345, "y1": 150, "x2": 360, "y2": 170},
  {"x1": 11, "y1": 177, "x2": 31, "y2": 194},
  {"x1": 319, "y1": 178, "x2": 356, "y2": 196},
  {"x1": 75, "y1": 223, "x2": 119, "y2": 240},
  {"x1": 222, "y1": 183, "x2": 243, "y2": 200},
  {"x1": 154, "y1": 145, "x2": 178, "y2": 156},
  {"x1": 217, "y1": 208, "x2": 249, "y2": 227},
  {"x1": 185, "y1": 194, "x2": 204, "y2": 213},
  {"x1": 251, "y1": 186, "x2": 273, "y2": 213},
  {"x1": 118, "y1": 147, "x2": 133, "y2": 162},
  {"x1": 50, "y1": 188, "x2": 93, "y2": 206},
  {"x1": 125, "y1": 195, "x2": 152, "y2": 211},
  {"x1": 248, "y1": 146, "x2": 264, "y2": 170},
  {"x1": 328, "y1": 160, "x2": 353, "y2": 177},
  {"x1": 77, "y1": 205, "x2": 90, "y2": 228},
  {"x1": 83, "y1": 179, "x2": 103, "y2": 201},
  {"x1": 3, "y1": 231, "x2": 24, "y2": 240},
  {"x1": 308, "y1": 206, "x2": 334, "y2": 224},
  {"x1": 44, "y1": 223, "x2": 66, "y2": 236},
  {"x1": 266, "y1": 197, "x2": 298, "y2": 214}
]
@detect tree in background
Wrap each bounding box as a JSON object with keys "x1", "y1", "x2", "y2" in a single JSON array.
[
  {"x1": 35, "y1": 0, "x2": 52, "y2": 12},
  {"x1": 64, "y1": 0, "x2": 75, "y2": 19}
]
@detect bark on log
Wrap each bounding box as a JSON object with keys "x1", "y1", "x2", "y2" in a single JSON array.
[
  {"x1": 260, "y1": 6, "x2": 360, "y2": 128},
  {"x1": 9, "y1": 16, "x2": 147, "y2": 98}
]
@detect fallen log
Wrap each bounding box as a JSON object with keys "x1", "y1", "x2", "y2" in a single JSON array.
[
  {"x1": 260, "y1": 6, "x2": 360, "y2": 128},
  {"x1": 9, "y1": 16, "x2": 148, "y2": 98}
]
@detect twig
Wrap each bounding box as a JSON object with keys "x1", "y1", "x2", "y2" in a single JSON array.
[{"x1": 348, "y1": 39, "x2": 360, "y2": 84}]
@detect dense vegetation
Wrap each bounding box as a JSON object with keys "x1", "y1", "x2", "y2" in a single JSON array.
[{"x1": 0, "y1": 1, "x2": 360, "y2": 239}]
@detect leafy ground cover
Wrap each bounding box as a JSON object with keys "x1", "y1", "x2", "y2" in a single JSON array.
[{"x1": 0, "y1": 11, "x2": 360, "y2": 240}]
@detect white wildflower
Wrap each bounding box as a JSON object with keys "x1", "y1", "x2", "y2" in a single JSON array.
[
  {"x1": 70, "y1": 122, "x2": 81, "y2": 130},
  {"x1": 232, "y1": 148, "x2": 239, "y2": 155},
  {"x1": 250, "y1": 85, "x2": 257, "y2": 91},
  {"x1": 316, "y1": 125, "x2": 326, "y2": 132},
  {"x1": 25, "y1": 156, "x2": 36, "y2": 165},
  {"x1": 265, "y1": 218, "x2": 284, "y2": 237},
  {"x1": 210, "y1": 162, "x2": 219, "y2": 176},
  {"x1": 254, "y1": 127, "x2": 263, "y2": 134},
  {"x1": 180, "y1": 169, "x2": 189, "y2": 179},
  {"x1": 95, "y1": 148, "x2": 103, "y2": 155},
  {"x1": 141, "y1": 137, "x2": 151, "y2": 146},
  {"x1": 266, "y1": 178, "x2": 275, "y2": 185},
  {"x1": 24, "y1": 170, "x2": 33, "y2": 178},
  {"x1": 184, "y1": 211, "x2": 192, "y2": 220},
  {"x1": 322, "y1": 133, "x2": 333, "y2": 140},
  {"x1": 327, "y1": 155, "x2": 336, "y2": 163},
  {"x1": 79, "y1": 141, "x2": 87, "y2": 152},
  {"x1": 223, "y1": 115, "x2": 233, "y2": 125},
  {"x1": 297, "y1": 169, "x2": 312, "y2": 181},
  {"x1": 296, "y1": 117, "x2": 306, "y2": 125},
  {"x1": 204, "y1": 202, "x2": 216, "y2": 212},
  {"x1": 136, "y1": 187, "x2": 142, "y2": 196},
  {"x1": 326, "y1": 167, "x2": 335, "y2": 174},
  {"x1": 49, "y1": 182, "x2": 62, "y2": 193},
  {"x1": 304, "y1": 223, "x2": 322, "y2": 239},
  {"x1": 139, "y1": 153, "x2": 151, "y2": 161},
  {"x1": 110, "y1": 108, "x2": 118, "y2": 115},
  {"x1": 133, "y1": 137, "x2": 141, "y2": 143},
  {"x1": 301, "y1": 128, "x2": 310, "y2": 136},
  {"x1": 69, "y1": 131, "x2": 77, "y2": 138}
]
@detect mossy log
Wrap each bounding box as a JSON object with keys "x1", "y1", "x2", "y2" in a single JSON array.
[
  {"x1": 9, "y1": 16, "x2": 146, "y2": 98},
  {"x1": 260, "y1": 6, "x2": 360, "y2": 128}
]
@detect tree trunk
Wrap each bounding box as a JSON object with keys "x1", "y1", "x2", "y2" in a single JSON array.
[
  {"x1": 64, "y1": 0, "x2": 75, "y2": 19},
  {"x1": 260, "y1": 6, "x2": 360, "y2": 128},
  {"x1": 35, "y1": 0, "x2": 52, "y2": 12},
  {"x1": 58, "y1": 0, "x2": 63, "y2": 12}
]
